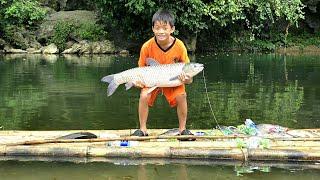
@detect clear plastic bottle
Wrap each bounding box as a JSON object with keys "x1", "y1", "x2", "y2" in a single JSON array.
[
  {"x1": 245, "y1": 119, "x2": 258, "y2": 135},
  {"x1": 245, "y1": 119, "x2": 256, "y2": 128}
]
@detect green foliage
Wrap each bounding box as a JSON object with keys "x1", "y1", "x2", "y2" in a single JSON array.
[
  {"x1": 95, "y1": 0, "x2": 208, "y2": 41},
  {"x1": 247, "y1": 40, "x2": 276, "y2": 51},
  {"x1": 164, "y1": 0, "x2": 208, "y2": 34},
  {"x1": 95, "y1": 0, "x2": 305, "y2": 49},
  {"x1": 286, "y1": 30, "x2": 320, "y2": 47},
  {"x1": 3, "y1": 25, "x2": 28, "y2": 48},
  {"x1": 50, "y1": 21, "x2": 107, "y2": 50},
  {"x1": 0, "y1": 0, "x2": 46, "y2": 43},
  {"x1": 50, "y1": 21, "x2": 75, "y2": 51},
  {"x1": 74, "y1": 22, "x2": 106, "y2": 41},
  {"x1": 205, "y1": 0, "x2": 304, "y2": 27},
  {"x1": 3, "y1": 0, "x2": 46, "y2": 26}
]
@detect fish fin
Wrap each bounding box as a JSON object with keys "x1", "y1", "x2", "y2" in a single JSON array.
[
  {"x1": 169, "y1": 76, "x2": 179, "y2": 81},
  {"x1": 101, "y1": 75, "x2": 114, "y2": 83},
  {"x1": 101, "y1": 74, "x2": 119, "y2": 96},
  {"x1": 147, "y1": 86, "x2": 158, "y2": 94},
  {"x1": 125, "y1": 82, "x2": 134, "y2": 90},
  {"x1": 107, "y1": 81, "x2": 119, "y2": 96},
  {"x1": 146, "y1": 58, "x2": 160, "y2": 66}
]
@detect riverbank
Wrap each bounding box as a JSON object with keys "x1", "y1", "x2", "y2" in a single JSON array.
[
  {"x1": 1, "y1": 45, "x2": 320, "y2": 56},
  {"x1": 0, "y1": 9, "x2": 318, "y2": 56}
]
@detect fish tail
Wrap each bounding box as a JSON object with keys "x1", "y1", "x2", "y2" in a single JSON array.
[
  {"x1": 107, "y1": 81, "x2": 119, "y2": 96},
  {"x1": 101, "y1": 75, "x2": 119, "y2": 96},
  {"x1": 101, "y1": 75, "x2": 114, "y2": 83}
]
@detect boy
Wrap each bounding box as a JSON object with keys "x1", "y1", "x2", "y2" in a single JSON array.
[{"x1": 131, "y1": 9, "x2": 194, "y2": 138}]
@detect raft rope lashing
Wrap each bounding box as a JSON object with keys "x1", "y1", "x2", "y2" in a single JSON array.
[{"x1": 202, "y1": 69, "x2": 222, "y2": 131}]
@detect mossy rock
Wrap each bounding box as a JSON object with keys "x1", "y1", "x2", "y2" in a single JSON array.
[{"x1": 37, "y1": 10, "x2": 97, "y2": 43}]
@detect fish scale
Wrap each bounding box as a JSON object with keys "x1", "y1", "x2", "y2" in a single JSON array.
[
  {"x1": 115, "y1": 63, "x2": 184, "y2": 86},
  {"x1": 101, "y1": 59, "x2": 204, "y2": 96}
]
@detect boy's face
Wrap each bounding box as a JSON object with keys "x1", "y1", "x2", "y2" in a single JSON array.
[{"x1": 152, "y1": 21, "x2": 175, "y2": 43}]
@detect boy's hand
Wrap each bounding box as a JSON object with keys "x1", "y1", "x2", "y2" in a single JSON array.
[
  {"x1": 178, "y1": 72, "x2": 193, "y2": 84},
  {"x1": 134, "y1": 81, "x2": 146, "y2": 88}
]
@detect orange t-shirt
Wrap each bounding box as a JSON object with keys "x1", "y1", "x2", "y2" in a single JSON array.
[
  {"x1": 138, "y1": 37, "x2": 190, "y2": 107},
  {"x1": 138, "y1": 37, "x2": 190, "y2": 66}
]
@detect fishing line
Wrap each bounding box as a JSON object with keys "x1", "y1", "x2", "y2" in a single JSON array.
[{"x1": 201, "y1": 70, "x2": 222, "y2": 131}]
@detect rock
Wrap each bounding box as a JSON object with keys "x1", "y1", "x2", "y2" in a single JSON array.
[
  {"x1": 4, "y1": 46, "x2": 27, "y2": 53},
  {"x1": 79, "y1": 41, "x2": 91, "y2": 54},
  {"x1": 91, "y1": 42, "x2": 101, "y2": 54},
  {"x1": 26, "y1": 48, "x2": 42, "y2": 54},
  {"x1": 62, "y1": 43, "x2": 81, "y2": 54},
  {"x1": 119, "y1": 50, "x2": 129, "y2": 56},
  {"x1": 12, "y1": 31, "x2": 29, "y2": 50},
  {"x1": 4, "y1": 26, "x2": 42, "y2": 51},
  {"x1": 91, "y1": 40, "x2": 117, "y2": 54},
  {"x1": 29, "y1": 40, "x2": 42, "y2": 49},
  {"x1": 42, "y1": 43, "x2": 59, "y2": 54},
  {"x1": 100, "y1": 40, "x2": 117, "y2": 54},
  {"x1": 303, "y1": 45, "x2": 320, "y2": 52},
  {"x1": 0, "y1": 38, "x2": 6, "y2": 49},
  {"x1": 37, "y1": 10, "x2": 97, "y2": 43},
  {"x1": 66, "y1": 41, "x2": 75, "y2": 49}
]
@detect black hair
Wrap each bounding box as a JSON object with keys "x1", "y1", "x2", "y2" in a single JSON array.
[{"x1": 152, "y1": 9, "x2": 175, "y2": 27}]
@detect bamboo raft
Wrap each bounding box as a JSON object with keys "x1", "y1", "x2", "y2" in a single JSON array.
[{"x1": 1, "y1": 129, "x2": 320, "y2": 162}]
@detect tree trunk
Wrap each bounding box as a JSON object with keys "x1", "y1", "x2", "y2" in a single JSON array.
[{"x1": 180, "y1": 32, "x2": 197, "y2": 53}]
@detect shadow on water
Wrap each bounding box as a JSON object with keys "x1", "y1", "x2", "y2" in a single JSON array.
[
  {"x1": 0, "y1": 53, "x2": 319, "y2": 130},
  {"x1": 0, "y1": 156, "x2": 320, "y2": 179}
]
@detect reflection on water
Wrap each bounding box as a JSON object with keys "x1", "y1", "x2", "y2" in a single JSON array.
[
  {"x1": 0, "y1": 157, "x2": 319, "y2": 180},
  {"x1": 0, "y1": 53, "x2": 319, "y2": 130}
]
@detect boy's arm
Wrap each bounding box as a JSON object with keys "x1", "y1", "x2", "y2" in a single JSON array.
[{"x1": 179, "y1": 41, "x2": 192, "y2": 84}]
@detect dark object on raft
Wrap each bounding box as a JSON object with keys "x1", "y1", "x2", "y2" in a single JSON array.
[{"x1": 58, "y1": 132, "x2": 97, "y2": 139}]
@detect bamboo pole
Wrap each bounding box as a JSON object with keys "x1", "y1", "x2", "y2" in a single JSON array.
[
  {"x1": 4, "y1": 134, "x2": 320, "y2": 146},
  {"x1": 4, "y1": 135, "x2": 246, "y2": 146}
]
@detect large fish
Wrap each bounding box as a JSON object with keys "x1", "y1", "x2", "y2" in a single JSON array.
[{"x1": 101, "y1": 58, "x2": 204, "y2": 96}]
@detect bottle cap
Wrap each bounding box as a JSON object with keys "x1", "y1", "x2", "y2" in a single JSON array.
[{"x1": 120, "y1": 140, "x2": 129, "y2": 147}]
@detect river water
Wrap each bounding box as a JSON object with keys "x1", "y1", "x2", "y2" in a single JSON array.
[{"x1": 0, "y1": 53, "x2": 319, "y2": 179}]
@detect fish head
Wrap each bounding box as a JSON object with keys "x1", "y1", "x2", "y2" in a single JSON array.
[{"x1": 182, "y1": 63, "x2": 204, "y2": 77}]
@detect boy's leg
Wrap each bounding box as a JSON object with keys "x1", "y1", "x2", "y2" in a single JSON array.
[
  {"x1": 139, "y1": 89, "x2": 150, "y2": 133},
  {"x1": 175, "y1": 94, "x2": 188, "y2": 133}
]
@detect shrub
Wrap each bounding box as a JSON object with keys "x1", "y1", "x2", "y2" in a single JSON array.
[
  {"x1": 4, "y1": 0, "x2": 46, "y2": 26},
  {"x1": 50, "y1": 21, "x2": 107, "y2": 51},
  {"x1": 50, "y1": 21, "x2": 75, "y2": 51},
  {"x1": 74, "y1": 22, "x2": 106, "y2": 41}
]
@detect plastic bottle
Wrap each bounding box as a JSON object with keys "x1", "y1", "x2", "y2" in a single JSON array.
[
  {"x1": 245, "y1": 119, "x2": 256, "y2": 128},
  {"x1": 247, "y1": 136, "x2": 261, "y2": 148},
  {"x1": 195, "y1": 132, "x2": 205, "y2": 136},
  {"x1": 245, "y1": 119, "x2": 258, "y2": 136},
  {"x1": 107, "y1": 140, "x2": 139, "y2": 147}
]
